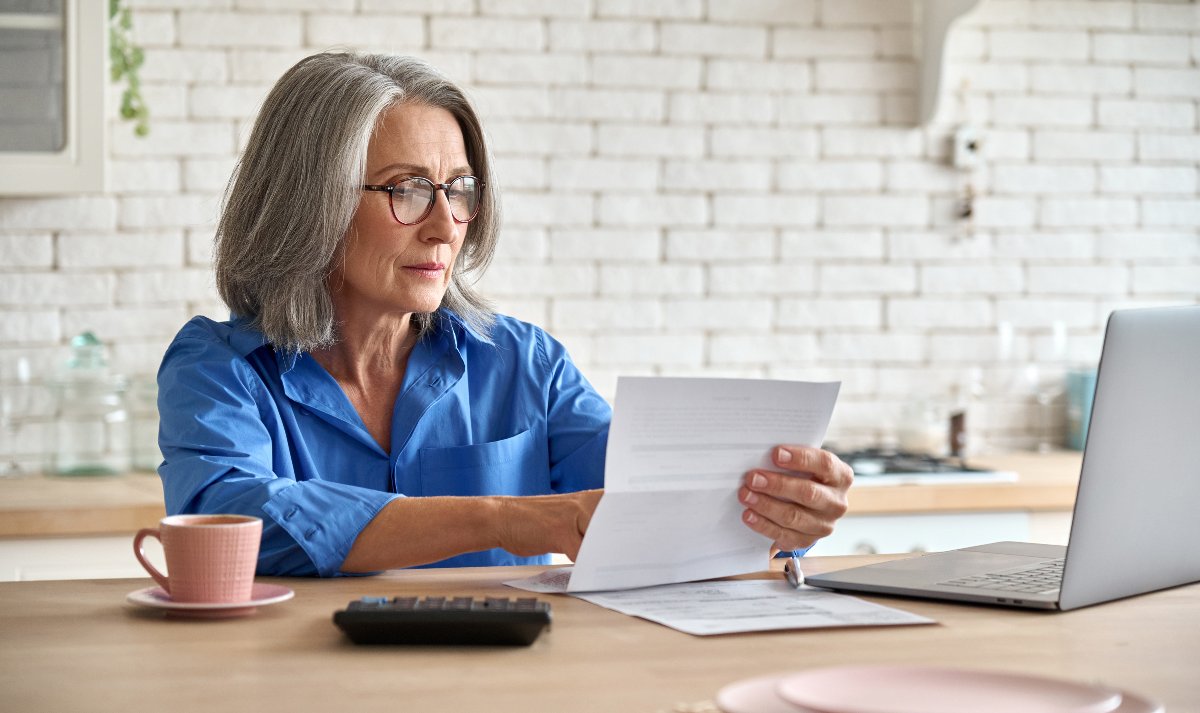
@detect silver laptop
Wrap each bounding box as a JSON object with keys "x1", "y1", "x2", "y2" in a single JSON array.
[{"x1": 808, "y1": 305, "x2": 1200, "y2": 611}]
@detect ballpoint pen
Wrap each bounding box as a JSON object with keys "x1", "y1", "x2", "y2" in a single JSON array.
[{"x1": 784, "y1": 552, "x2": 804, "y2": 588}]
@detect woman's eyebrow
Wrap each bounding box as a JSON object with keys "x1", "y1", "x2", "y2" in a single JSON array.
[{"x1": 373, "y1": 163, "x2": 474, "y2": 178}]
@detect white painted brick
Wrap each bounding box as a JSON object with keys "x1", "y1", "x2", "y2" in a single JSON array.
[
  {"x1": 707, "y1": 59, "x2": 812, "y2": 92},
  {"x1": 664, "y1": 298, "x2": 774, "y2": 330},
  {"x1": 1134, "y1": 67, "x2": 1200, "y2": 99},
  {"x1": 597, "y1": 195, "x2": 708, "y2": 227},
  {"x1": 111, "y1": 121, "x2": 235, "y2": 158},
  {"x1": 549, "y1": 89, "x2": 664, "y2": 122},
  {"x1": 1142, "y1": 199, "x2": 1200, "y2": 227},
  {"x1": 669, "y1": 93, "x2": 775, "y2": 125},
  {"x1": 777, "y1": 161, "x2": 883, "y2": 192},
  {"x1": 946, "y1": 28, "x2": 986, "y2": 60},
  {"x1": 479, "y1": 264, "x2": 597, "y2": 296},
  {"x1": 818, "y1": 264, "x2": 918, "y2": 294},
  {"x1": 992, "y1": 233, "x2": 1096, "y2": 261},
  {"x1": 1096, "y1": 231, "x2": 1200, "y2": 260},
  {"x1": 552, "y1": 298, "x2": 663, "y2": 332},
  {"x1": 1028, "y1": 265, "x2": 1130, "y2": 295},
  {"x1": 711, "y1": 127, "x2": 818, "y2": 158},
  {"x1": 549, "y1": 158, "x2": 658, "y2": 191},
  {"x1": 944, "y1": 62, "x2": 1029, "y2": 93},
  {"x1": 470, "y1": 53, "x2": 586, "y2": 87},
  {"x1": 0, "y1": 273, "x2": 114, "y2": 307},
  {"x1": 992, "y1": 95, "x2": 1092, "y2": 127},
  {"x1": 971, "y1": 197, "x2": 1037, "y2": 228},
  {"x1": 599, "y1": 265, "x2": 704, "y2": 295},
  {"x1": 548, "y1": 20, "x2": 657, "y2": 53},
  {"x1": 710, "y1": 264, "x2": 817, "y2": 296},
  {"x1": 885, "y1": 162, "x2": 960, "y2": 192},
  {"x1": 984, "y1": 129, "x2": 1032, "y2": 160},
  {"x1": 960, "y1": 0, "x2": 1031, "y2": 28},
  {"x1": 1099, "y1": 166, "x2": 1196, "y2": 195},
  {"x1": 820, "y1": 128, "x2": 924, "y2": 158},
  {"x1": 819, "y1": 332, "x2": 925, "y2": 363},
  {"x1": 186, "y1": 230, "x2": 214, "y2": 266},
  {"x1": 490, "y1": 298, "x2": 547, "y2": 327},
  {"x1": 662, "y1": 159, "x2": 772, "y2": 192},
  {"x1": 470, "y1": 87, "x2": 551, "y2": 120},
  {"x1": 487, "y1": 120, "x2": 592, "y2": 156},
  {"x1": 306, "y1": 14, "x2": 425, "y2": 52},
  {"x1": 888, "y1": 231, "x2": 992, "y2": 261},
  {"x1": 1033, "y1": 130, "x2": 1135, "y2": 161},
  {"x1": 227, "y1": 49, "x2": 313, "y2": 83},
  {"x1": 709, "y1": 0, "x2": 815, "y2": 24},
  {"x1": 131, "y1": 10, "x2": 178, "y2": 47},
  {"x1": 1139, "y1": 134, "x2": 1200, "y2": 163},
  {"x1": 776, "y1": 298, "x2": 882, "y2": 329},
  {"x1": 1030, "y1": 64, "x2": 1132, "y2": 95},
  {"x1": 778, "y1": 94, "x2": 882, "y2": 125},
  {"x1": 991, "y1": 165, "x2": 1096, "y2": 194},
  {"x1": 1136, "y1": 3, "x2": 1200, "y2": 33},
  {"x1": 1093, "y1": 32, "x2": 1191, "y2": 64},
  {"x1": 480, "y1": 0, "x2": 590, "y2": 18},
  {"x1": 0, "y1": 309, "x2": 60, "y2": 344},
  {"x1": 597, "y1": 0, "x2": 702, "y2": 19},
  {"x1": 189, "y1": 85, "x2": 270, "y2": 120},
  {"x1": 823, "y1": 195, "x2": 929, "y2": 227},
  {"x1": 820, "y1": 0, "x2": 913, "y2": 26},
  {"x1": 63, "y1": 306, "x2": 188, "y2": 340},
  {"x1": 178, "y1": 11, "x2": 303, "y2": 48},
  {"x1": 782, "y1": 230, "x2": 885, "y2": 260},
  {"x1": 596, "y1": 124, "x2": 705, "y2": 158},
  {"x1": 432, "y1": 18, "x2": 545, "y2": 51},
  {"x1": 503, "y1": 193, "x2": 594, "y2": 227},
  {"x1": 815, "y1": 60, "x2": 916, "y2": 92},
  {"x1": 889, "y1": 298, "x2": 992, "y2": 328},
  {"x1": 358, "y1": 0, "x2": 472, "y2": 13},
  {"x1": 990, "y1": 30, "x2": 1090, "y2": 61},
  {"x1": 1131, "y1": 265, "x2": 1200, "y2": 294},
  {"x1": 0, "y1": 198, "x2": 117, "y2": 232},
  {"x1": 1097, "y1": 99, "x2": 1195, "y2": 130},
  {"x1": 183, "y1": 157, "x2": 237, "y2": 193},
  {"x1": 1029, "y1": 1, "x2": 1133, "y2": 30},
  {"x1": 139, "y1": 83, "x2": 189, "y2": 120},
  {"x1": 709, "y1": 333, "x2": 819, "y2": 365},
  {"x1": 714, "y1": 194, "x2": 818, "y2": 228},
  {"x1": 1040, "y1": 198, "x2": 1138, "y2": 227},
  {"x1": 773, "y1": 29, "x2": 875, "y2": 58},
  {"x1": 493, "y1": 157, "x2": 547, "y2": 191},
  {"x1": 492, "y1": 229, "x2": 548, "y2": 264},
  {"x1": 922, "y1": 265, "x2": 1023, "y2": 294},
  {"x1": 118, "y1": 196, "x2": 221, "y2": 230},
  {"x1": 108, "y1": 158, "x2": 182, "y2": 195},
  {"x1": 58, "y1": 233, "x2": 184, "y2": 269},
  {"x1": 593, "y1": 334, "x2": 705, "y2": 367},
  {"x1": 0, "y1": 234, "x2": 53, "y2": 267},
  {"x1": 660, "y1": 23, "x2": 768, "y2": 58},
  {"x1": 665, "y1": 230, "x2": 775, "y2": 262},
  {"x1": 550, "y1": 229, "x2": 661, "y2": 263},
  {"x1": 591, "y1": 56, "x2": 701, "y2": 90},
  {"x1": 140, "y1": 48, "x2": 229, "y2": 83}
]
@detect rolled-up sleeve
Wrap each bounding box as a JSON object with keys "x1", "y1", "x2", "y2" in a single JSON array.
[{"x1": 157, "y1": 335, "x2": 398, "y2": 577}]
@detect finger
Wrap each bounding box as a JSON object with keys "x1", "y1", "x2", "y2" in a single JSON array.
[
  {"x1": 741, "y1": 509, "x2": 819, "y2": 552},
  {"x1": 740, "y1": 486, "x2": 838, "y2": 537},
  {"x1": 744, "y1": 471, "x2": 848, "y2": 518},
  {"x1": 774, "y1": 446, "x2": 854, "y2": 489}
]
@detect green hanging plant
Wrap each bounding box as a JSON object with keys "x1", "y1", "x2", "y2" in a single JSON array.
[{"x1": 109, "y1": 0, "x2": 149, "y2": 136}]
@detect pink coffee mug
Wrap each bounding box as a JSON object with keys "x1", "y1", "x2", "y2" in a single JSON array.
[{"x1": 133, "y1": 514, "x2": 262, "y2": 604}]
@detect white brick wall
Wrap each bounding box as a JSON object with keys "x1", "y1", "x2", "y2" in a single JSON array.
[{"x1": 1, "y1": 0, "x2": 1198, "y2": 457}]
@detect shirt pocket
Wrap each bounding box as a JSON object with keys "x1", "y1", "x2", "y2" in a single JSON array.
[{"x1": 418, "y1": 428, "x2": 549, "y2": 497}]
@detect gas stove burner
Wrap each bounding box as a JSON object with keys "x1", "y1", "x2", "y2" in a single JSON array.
[{"x1": 831, "y1": 448, "x2": 1018, "y2": 486}]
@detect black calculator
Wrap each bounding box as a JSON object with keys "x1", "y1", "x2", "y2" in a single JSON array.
[{"x1": 333, "y1": 596, "x2": 552, "y2": 646}]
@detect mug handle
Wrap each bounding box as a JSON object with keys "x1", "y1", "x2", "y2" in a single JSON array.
[{"x1": 133, "y1": 528, "x2": 170, "y2": 593}]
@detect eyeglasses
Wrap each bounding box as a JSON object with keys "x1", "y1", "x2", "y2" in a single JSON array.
[{"x1": 362, "y1": 175, "x2": 484, "y2": 226}]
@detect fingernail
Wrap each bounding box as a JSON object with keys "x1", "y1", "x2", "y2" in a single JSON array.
[
  {"x1": 743, "y1": 490, "x2": 758, "y2": 505},
  {"x1": 751, "y1": 473, "x2": 767, "y2": 488},
  {"x1": 777, "y1": 447, "x2": 792, "y2": 464},
  {"x1": 745, "y1": 511, "x2": 758, "y2": 524}
]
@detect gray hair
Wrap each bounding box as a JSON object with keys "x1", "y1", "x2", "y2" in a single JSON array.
[{"x1": 214, "y1": 51, "x2": 498, "y2": 352}]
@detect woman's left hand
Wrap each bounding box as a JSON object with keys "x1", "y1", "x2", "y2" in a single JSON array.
[{"x1": 738, "y1": 445, "x2": 854, "y2": 552}]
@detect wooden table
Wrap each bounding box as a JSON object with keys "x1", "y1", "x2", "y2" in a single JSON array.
[{"x1": 1, "y1": 555, "x2": 1196, "y2": 713}]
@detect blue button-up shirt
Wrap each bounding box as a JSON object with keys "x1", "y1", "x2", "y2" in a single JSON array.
[{"x1": 156, "y1": 311, "x2": 610, "y2": 577}]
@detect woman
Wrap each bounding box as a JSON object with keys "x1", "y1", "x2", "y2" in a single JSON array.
[{"x1": 157, "y1": 52, "x2": 852, "y2": 577}]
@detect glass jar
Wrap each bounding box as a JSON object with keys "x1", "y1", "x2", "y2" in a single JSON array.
[
  {"x1": 51, "y1": 333, "x2": 130, "y2": 476},
  {"x1": 128, "y1": 375, "x2": 161, "y2": 472}
]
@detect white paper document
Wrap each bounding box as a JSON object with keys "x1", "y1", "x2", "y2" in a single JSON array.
[
  {"x1": 506, "y1": 572, "x2": 935, "y2": 636},
  {"x1": 565, "y1": 376, "x2": 840, "y2": 592}
]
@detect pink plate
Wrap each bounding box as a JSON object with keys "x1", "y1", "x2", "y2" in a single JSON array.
[
  {"x1": 126, "y1": 583, "x2": 294, "y2": 619},
  {"x1": 776, "y1": 666, "x2": 1124, "y2": 713},
  {"x1": 716, "y1": 674, "x2": 817, "y2": 713}
]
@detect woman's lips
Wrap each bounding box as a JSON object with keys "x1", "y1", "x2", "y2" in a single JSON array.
[{"x1": 403, "y1": 262, "x2": 446, "y2": 279}]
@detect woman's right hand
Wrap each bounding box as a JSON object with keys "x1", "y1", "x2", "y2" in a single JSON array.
[{"x1": 494, "y1": 489, "x2": 603, "y2": 561}]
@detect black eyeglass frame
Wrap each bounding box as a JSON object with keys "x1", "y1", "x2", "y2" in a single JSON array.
[{"x1": 362, "y1": 175, "x2": 485, "y2": 226}]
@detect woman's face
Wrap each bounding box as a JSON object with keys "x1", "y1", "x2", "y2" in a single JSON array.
[{"x1": 335, "y1": 102, "x2": 470, "y2": 319}]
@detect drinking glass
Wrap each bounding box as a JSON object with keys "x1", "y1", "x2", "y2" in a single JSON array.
[
  {"x1": 0, "y1": 357, "x2": 33, "y2": 477},
  {"x1": 1023, "y1": 322, "x2": 1068, "y2": 453}
]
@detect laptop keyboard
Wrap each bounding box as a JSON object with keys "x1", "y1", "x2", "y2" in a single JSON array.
[{"x1": 939, "y1": 558, "x2": 1065, "y2": 594}]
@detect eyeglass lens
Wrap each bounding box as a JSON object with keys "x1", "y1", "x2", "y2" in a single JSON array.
[{"x1": 392, "y1": 176, "x2": 481, "y2": 225}]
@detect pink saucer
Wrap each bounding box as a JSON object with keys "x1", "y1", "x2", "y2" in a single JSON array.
[{"x1": 126, "y1": 583, "x2": 294, "y2": 619}]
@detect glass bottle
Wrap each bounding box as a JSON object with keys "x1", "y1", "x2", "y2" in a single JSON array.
[
  {"x1": 52, "y1": 332, "x2": 130, "y2": 476},
  {"x1": 128, "y1": 375, "x2": 161, "y2": 472}
]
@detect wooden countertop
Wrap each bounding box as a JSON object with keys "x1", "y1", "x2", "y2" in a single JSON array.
[
  {"x1": 1, "y1": 556, "x2": 1196, "y2": 713},
  {"x1": 0, "y1": 451, "x2": 1083, "y2": 538}
]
